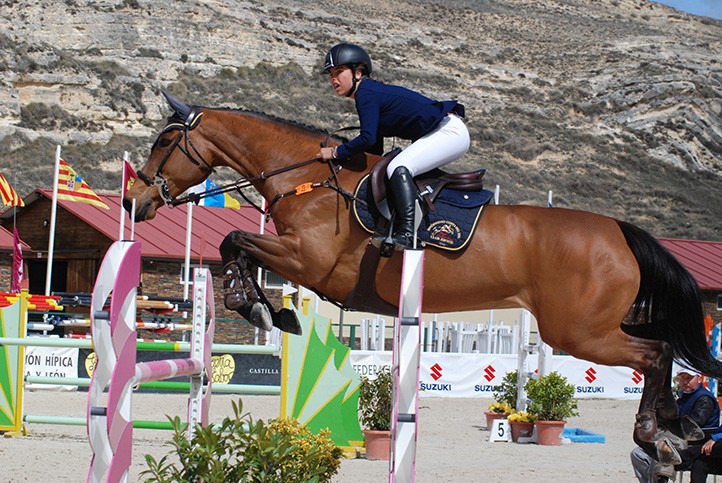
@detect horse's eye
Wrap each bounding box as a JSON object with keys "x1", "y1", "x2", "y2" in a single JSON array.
[{"x1": 159, "y1": 138, "x2": 172, "y2": 148}]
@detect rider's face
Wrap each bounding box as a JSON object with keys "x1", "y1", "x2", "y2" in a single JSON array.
[{"x1": 328, "y1": 66, "x2": 358, "y2": 97}]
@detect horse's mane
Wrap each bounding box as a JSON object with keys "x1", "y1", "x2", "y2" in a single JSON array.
[{"x1": 169, "y1": 106, "x2": 350, "y2": 143}]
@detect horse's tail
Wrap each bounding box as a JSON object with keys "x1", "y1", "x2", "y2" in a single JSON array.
[{"x1": 617, "y1": 220, "x2": 722, "y2": 377}]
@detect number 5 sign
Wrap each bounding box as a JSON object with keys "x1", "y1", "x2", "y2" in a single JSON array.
[{"x1": 488, "y1": 418, "x2": 511, "y2": 442}]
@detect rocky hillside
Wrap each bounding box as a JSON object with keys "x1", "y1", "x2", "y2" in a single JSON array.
[{"x1": 1, "y1": 0, "x2": 720, "y2": 240}]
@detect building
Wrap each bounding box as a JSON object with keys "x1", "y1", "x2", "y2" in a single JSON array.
[{"x1": 0, "y1": 190, "x2": 282, "y2": 344}]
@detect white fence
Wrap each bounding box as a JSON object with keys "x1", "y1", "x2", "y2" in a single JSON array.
[{"x1": 359, "y1": 319, "x2": 520, "y2": 354}]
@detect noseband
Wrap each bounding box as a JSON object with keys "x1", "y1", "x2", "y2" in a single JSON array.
[{"x1": 137, "y1": 106, "x2": 214, "y2": 206}]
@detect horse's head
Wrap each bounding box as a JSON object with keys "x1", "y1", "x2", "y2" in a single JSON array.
[{"x1": 124, "y1": 91, "x2": 215, "y2": 221}]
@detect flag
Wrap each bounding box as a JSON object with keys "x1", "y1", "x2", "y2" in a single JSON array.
[
  {"x1": 57, "y1": 159, "x2": 109, "y2": 209},
  {"x1": 11, "y1": 227, "x2": 24, "y2": 293},
  {"x1": 188, "y1": 178, "x2": 240, "y2": 209},
  {"x1": 0, "y1": 173, "x2": 24, "y2": 207},
  {"x1": 122, "y1": 160, "x2": 137, "y2": 196}
]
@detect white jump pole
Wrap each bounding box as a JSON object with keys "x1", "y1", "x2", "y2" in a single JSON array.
[{"x1": 389, "y1": 204, "x2": 425, "y2": 483}]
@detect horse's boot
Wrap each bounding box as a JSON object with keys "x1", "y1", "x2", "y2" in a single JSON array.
[
  {"x1": 223, "y1": 262, "x2": 246, "y2": 310},
  {"x1": 223, "y1": 261, "x2": 273, "y2": 331},
  {"x1": 634, "y1": 408, "x2": 658, "y2": 443},
  {"x1": 385, "y1": 166, "x2": 417, "y2": 250}
]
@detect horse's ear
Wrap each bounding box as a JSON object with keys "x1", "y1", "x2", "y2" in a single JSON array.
[{"x1": 162, "y1": 90, "x2": 191, "y2": 120}]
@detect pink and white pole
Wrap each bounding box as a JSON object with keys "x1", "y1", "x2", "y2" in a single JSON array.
[
  {"x1": 389, "y1": 205, "x2": 425, "y2": 483},
  {"x1": 86, "y1": 240, "x2": 215, "y2": 483}
]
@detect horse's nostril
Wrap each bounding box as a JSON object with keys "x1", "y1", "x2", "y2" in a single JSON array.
[{"x1": 122, "y1": 198, "x2": 132, "y2": 213}]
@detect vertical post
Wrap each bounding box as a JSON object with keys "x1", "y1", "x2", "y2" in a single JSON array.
[
  {"x1": 389, "y1": 247, "x2": 425, "y2": 482},
  {"x1": 516, "y1": 309, "x2": 532, "y2": 411},
  {"x1": 45, "y1": 145, "x2": 62, "y2": 296}
]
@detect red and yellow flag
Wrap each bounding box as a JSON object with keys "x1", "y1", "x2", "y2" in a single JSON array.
[
  {"x1": 122, "y1": 160, "x2": 137, "y2": 196},
  {"x1": 0, "y1": 173, "x2": 24, "y2": 207},
  {"x1": 57, "y1": 159, "x2": 109, "y2": 209}
]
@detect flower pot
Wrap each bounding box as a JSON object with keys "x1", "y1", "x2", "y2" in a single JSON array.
[
  {"x1": 363, "y1": 429, "x2": 391, "y2": 460},
  {"x1": 509, "y1": 421, "x2": 534, "y2": 442},
  {"x1": 484, "y1": 411, "x2": 509, "y2": 429},
  {"x1": 535, "y1": 420, "x2": 566, "y2": 446}
]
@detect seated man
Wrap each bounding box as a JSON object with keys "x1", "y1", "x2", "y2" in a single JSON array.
[
  {"x1": 631, "y1": 366, "x2": 719, "y2": 483},
  {"x1": 679, "y1": 425, "x2": 722, "y2": 482}
]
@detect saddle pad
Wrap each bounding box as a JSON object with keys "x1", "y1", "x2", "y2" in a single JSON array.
[{"x1": 352, "y1": 174, "x2": 494, "y2": 251}]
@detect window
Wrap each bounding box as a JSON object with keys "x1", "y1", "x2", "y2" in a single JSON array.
[
  {"x1": 179, "y1": 264, "x2": 208, "y2": 284},
  {"x1": 264, "y1": 270, "x2": 287, "y2": 289}
]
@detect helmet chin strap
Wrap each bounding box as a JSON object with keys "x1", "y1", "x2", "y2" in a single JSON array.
[{"x1": 346, "y1": 64, "x2": 359, "y2": 97}]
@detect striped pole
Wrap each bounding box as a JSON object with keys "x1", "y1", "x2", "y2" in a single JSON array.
[{"x1": 389, "y1": 202, "x2": 425, "y2": 482}]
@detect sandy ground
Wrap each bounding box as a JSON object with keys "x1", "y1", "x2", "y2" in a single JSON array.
[{"x1": 0, "y1": 392, "x2": 642, "y2": 482}]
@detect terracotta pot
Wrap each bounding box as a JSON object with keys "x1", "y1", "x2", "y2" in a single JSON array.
[
  {"x1": 509, "y1": 421, "x2": 534, "y2": 442},
  {"x1": 535, "y1": 420, "x2": 566, "y2": 446},
  {"x1": 363, "y1": 429, "x2": 391, "y2": 460},
  {"x1": 484, "y1": 411, "x2": 509, "y2": 429}
]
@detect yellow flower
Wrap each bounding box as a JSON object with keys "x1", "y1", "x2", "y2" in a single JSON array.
[
  {"x1": 507, "y1": 411, "x2": 536, "y2": 423},
  {"x1": 488, "y1": 402, "x2": 513, "y2": 413}
]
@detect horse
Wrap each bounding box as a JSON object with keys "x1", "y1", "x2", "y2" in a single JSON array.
[{"x1": 124, "y1": 91, "x2": 722, "y2": 451}]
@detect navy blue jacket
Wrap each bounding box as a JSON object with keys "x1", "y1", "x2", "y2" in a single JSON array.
[
  {"x1": 335, "y1": 79, "x2": 462, "y2": 159},
  {"x1": 677, "y1": 384, "x2": 720, "y2": 429}
]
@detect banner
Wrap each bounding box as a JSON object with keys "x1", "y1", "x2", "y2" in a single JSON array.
[
  {"x1": 24, "y1": 345, "x2": 79, "y2": 391},
  {"x1": 350, "y1": 351, "x2": 644, "y2": 400}
]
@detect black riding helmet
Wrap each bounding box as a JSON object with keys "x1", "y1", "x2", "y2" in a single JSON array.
[{"x1": 324, "y1": 43, "x2": 372, "y2": 97}]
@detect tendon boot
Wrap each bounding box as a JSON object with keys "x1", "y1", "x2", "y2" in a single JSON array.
[
  {"x1": 222, "y1": 261, "x2": 272, "y2": 331},
  {"x1": 387, "y1": 166, "x2": 418, "y2": 249}
]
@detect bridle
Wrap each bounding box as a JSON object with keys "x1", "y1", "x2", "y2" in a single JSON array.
[
  {"x1": 136, "y1": 106, "x2": 215, "y2": 206},
  {"x1": 137, "y1": 108, "x2": 362, "y2": 217}
]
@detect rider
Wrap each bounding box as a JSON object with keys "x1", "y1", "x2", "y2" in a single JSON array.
[{"x1": 316, "y1": 42, "x2": 470, "y2": 249}]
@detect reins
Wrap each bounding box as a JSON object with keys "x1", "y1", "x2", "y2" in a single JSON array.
[{"x1": 139, "y1": 109, "x2": 363, "y2": 220}]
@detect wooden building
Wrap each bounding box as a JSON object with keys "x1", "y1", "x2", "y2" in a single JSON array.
[{"x1": 0, "y1": 190, "x2": 283, "y2": 344}]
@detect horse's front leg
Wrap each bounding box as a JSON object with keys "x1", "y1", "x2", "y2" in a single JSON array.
[{"x1": 219, "y1": 230, "x2": 303, "y2": 335}]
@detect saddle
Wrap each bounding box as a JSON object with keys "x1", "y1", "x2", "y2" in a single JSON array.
[{"x1": 369, "y1": 149, "x2": 486, "y2": 220}]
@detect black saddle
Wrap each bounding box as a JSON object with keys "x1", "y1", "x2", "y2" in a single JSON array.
[{"x1": 369, "y1": 149, "x2": 486, "y2": 219}]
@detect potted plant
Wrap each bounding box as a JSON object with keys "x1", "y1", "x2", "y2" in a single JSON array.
[
  {"x1": 507, "y1": 411, "x2": 536, "y2": 443},
  {"x1": 485, "y1": 370, "x2": 518, "y2": 429},
  {"x1": 358, "y1": 369, "x2": 392, "y2": 460},
  {"x1": 525, "y1": 371, "x2": 579, "y2": 446}
]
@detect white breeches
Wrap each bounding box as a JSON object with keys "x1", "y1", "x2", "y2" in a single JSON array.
[{"x1": 386, "y1": 114, "x2": 470, "y2": 178}]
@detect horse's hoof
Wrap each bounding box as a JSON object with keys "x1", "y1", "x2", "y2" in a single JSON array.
[
  {"x1": 273, "y1": 308, "x2": 302, "y2": 335},
  {"x1": 249, "y1": 302, "x2": 273, "y2": 332},
  {"x1": 680, "y1": 415, "x2": 705, "y2": 441},
  {"x1": 655, "y1": 438, "x2": 682, "y2": 465},
  {"x1": 634, "y1": 409, "x2": 658, "y2": 443}
]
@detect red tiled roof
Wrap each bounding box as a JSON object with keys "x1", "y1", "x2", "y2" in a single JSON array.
[
  {"x1": 659, "y1": 238, "x2": 722, "y2": 291},
  {"x1": 35, "y1": 189, "x2": 276, "y2": 262},
  {"x1": 0, "y1": 224, "x2": 30, "y2": 251}
]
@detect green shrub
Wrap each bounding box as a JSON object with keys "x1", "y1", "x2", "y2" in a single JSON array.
[
  {"x1": 525, "y1": 372, "x2": 579, "y2": 421},
  {"x1": 358, "y1": 369, "x2": 392, "y2": 431},
  {"x1": 492, "y1": 370, "x2": 518, "y2": 409},
  {"x1": 141, "y1": 399, "x2": 343, "y2": 483}
]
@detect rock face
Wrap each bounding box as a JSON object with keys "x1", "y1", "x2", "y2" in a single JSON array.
[{"x1": 0, "y1": 0, "x2": 720, "y2": 239}]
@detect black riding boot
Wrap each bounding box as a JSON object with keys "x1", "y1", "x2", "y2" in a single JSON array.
[{"x1": 389, "y1": 166, "x2": 418, "y2": 249}]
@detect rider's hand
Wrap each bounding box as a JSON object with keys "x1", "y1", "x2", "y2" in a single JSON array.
[{"x1": 316, "y1": 146, "x2": 338, "y2": 161}]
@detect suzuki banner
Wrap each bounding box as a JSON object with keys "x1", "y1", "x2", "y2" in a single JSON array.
[{"x1": 350, "y1": 351, "x2": 644, "y2": 400}]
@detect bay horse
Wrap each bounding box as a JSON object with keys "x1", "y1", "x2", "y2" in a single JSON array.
[{"x1": 124, "y1": 92, "x2": 721, "y2": 451}]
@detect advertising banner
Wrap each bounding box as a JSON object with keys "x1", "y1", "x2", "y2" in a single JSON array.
[
  {"x1": 350, "y1": 351, "x2": 643, "y2": 400},
  {"x1": 24, "y1": 346, "x2": 79, "y2": 391}
]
